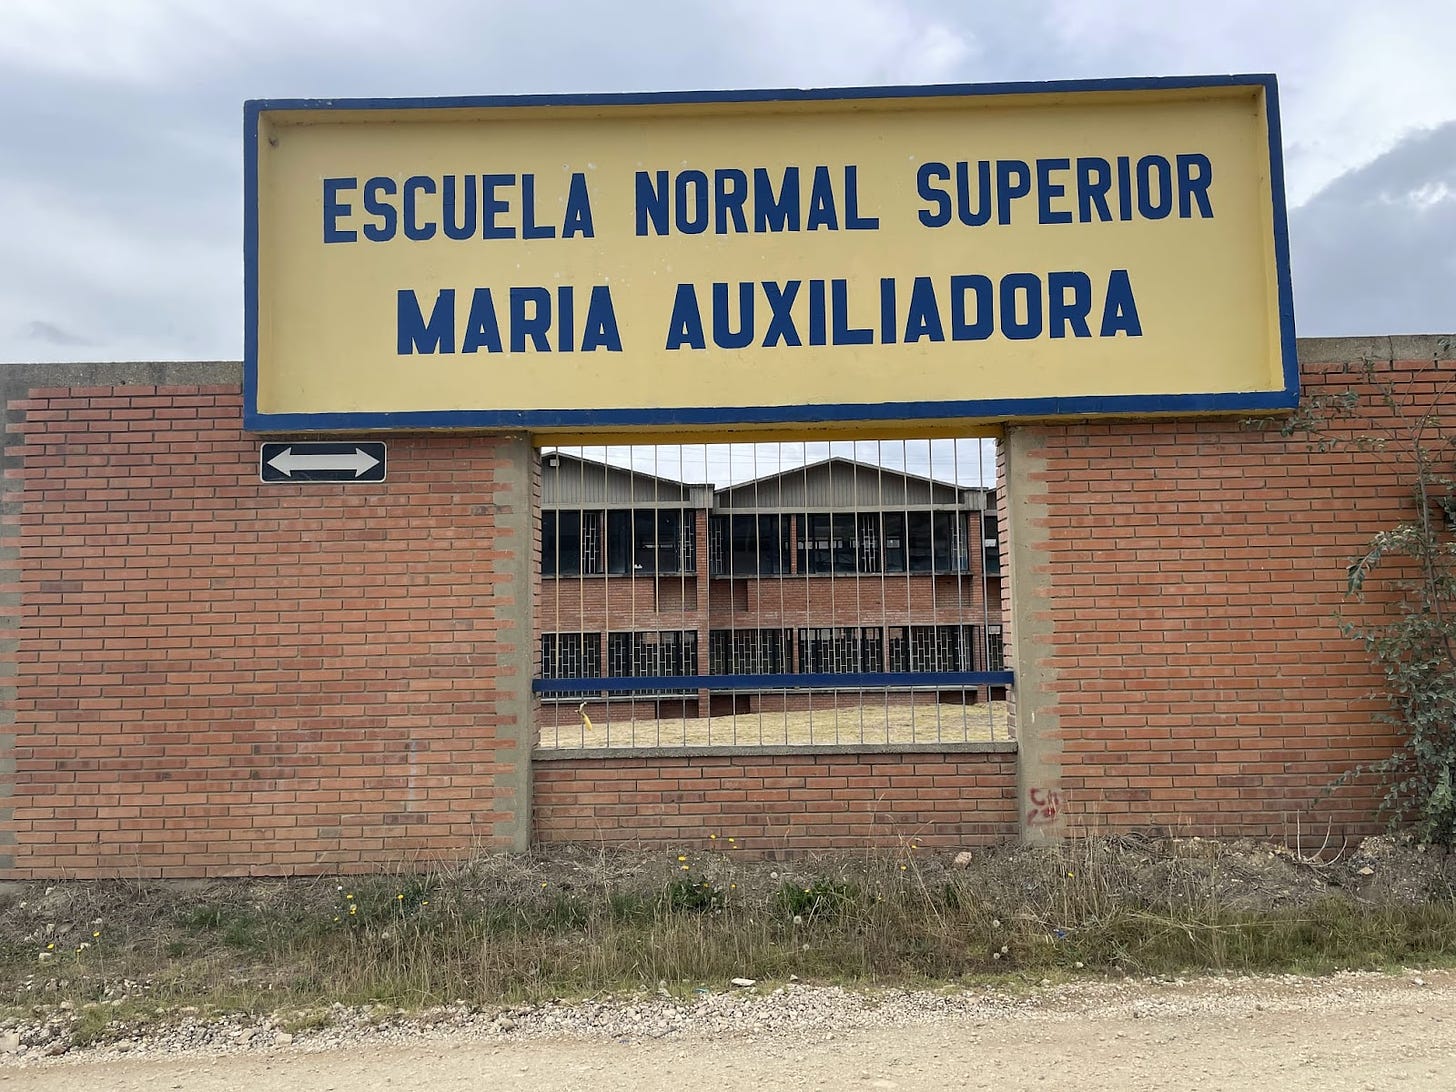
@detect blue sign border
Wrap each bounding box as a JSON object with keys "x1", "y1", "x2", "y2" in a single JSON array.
[{"x1": 243, "y1": 74, "x2": 1298, "y2": 434}]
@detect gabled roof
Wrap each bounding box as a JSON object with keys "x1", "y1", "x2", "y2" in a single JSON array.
[
  {"x1": 723, "y1": 456, "x2": 963, "y2": 493},
  {"x1": 715, "y1": 457, "x2": 987, "y2": 511},
  {"x1": 542, "y1": 452, "x2": 989, "y2": 510},
  {"x1": 541, "y1": 451, "x2": 713, "y2": 507}
]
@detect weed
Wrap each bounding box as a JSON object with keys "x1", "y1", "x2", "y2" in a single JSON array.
[
  {"x1": 661, "y1": 875, "x2": 728, "y2": 914},
  {"x1": 778, "y1": 879, "x2": 853, "y2": 921}
]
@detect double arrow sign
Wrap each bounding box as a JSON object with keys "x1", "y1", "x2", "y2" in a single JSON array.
[{"x1": 259, "y1": 442, "x2": 387, "y2": 483}]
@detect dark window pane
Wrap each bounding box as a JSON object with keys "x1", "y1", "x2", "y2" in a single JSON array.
[
  {"x1": 798, "y1": 514, "x2": 831, "y2": 574},
  {"x1": 932, "y1": 511, "x2": 966, "y2": 573},
  {"x1": 907, "y1": 512, "x2": 933, "y2": 572},
  {"x1": 883, "y1": 512, "x2": 907, "y2": 573},
  {"x1": 542, "y1": 511, "x2": 560, "y2": 576},
  {"x1": 830, "y1": 513, "x2": 856, "y2": 573},
  {"x1": 983, "y1": 510, "x2": 1001, "y2": 575},
  {"x1": 726, "y1": 514, "x2": 787, "y2": 576},
  {"x1": 606, "y1": 510, "x2": 632, "y2": 574},
  {"x1": 543, "y1": 510, "x2": 596, "y2": 575},
  {"x1": 600, "y1": 509, "x2": 696, "y2": 575}
]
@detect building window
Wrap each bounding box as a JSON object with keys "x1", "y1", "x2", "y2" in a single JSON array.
[
  {"x1": 985, "y1": 625, "x2": 1005, "y2": 672},
  {"x1": 883, "y1": 513, "x2": 906, "y2": 572},
  {"x1": 857, "y1": 513, "x2": 881, "y2": 572},
  {"x1": 797, "y1": 626, "x2": 882, "y2": 673},
  {"x1": 887, "y1": 625, "x2": 976, "y2": 672},
  {"x1": 883, "y1": 511, "x2": 968, "y2": 574},
  {"x1": 796, "y1": 513, "x2": 880, "y2": 574},
  {"x1": 606, "y1": 630, "x2": 698, "y2": 695},
  {"x1": 541, "y1": 510, "x2": 602, "y2": 576},
  {"x1": 710, "y1": 514, "x2": 791, "y2": 576},
  {"x1": 539, "y1": 632, "x2": 602, "y2": 699},
  {"x1": 605, "y1": 509, "x2": 695, "y2": 575},
  {"x1": 983, "y1": 510, "x2": 1001, "y2": 576},
  {"x1": 708, "y1": 628, "x2": 790, "y2": 675},
  {"x1": 545, "y1": 509, "x2": 695, "y2": 576}
]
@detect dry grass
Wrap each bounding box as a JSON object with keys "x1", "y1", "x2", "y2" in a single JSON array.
[
  {"x1": 3, "y1": 838, "x2": 1455, "y2": 1027},
  {"x1": 538, "y1": 699, "x2": 1011, "y2": 748}
]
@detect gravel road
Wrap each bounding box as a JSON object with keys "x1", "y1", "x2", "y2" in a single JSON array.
[{"x1": 3, "y1": 970, "x2": 1453, "y2": 1090}]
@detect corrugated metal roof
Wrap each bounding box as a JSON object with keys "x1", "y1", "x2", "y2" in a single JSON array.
[
  {"x1": 714, "y1": 457, "x2": 985, "y2": 511},
  {"x1": 543, "y1": 453, "x2": 987, "y2": 511},
  {"x1": 541, "y1": 452, "x2": 713, "y2": 507}
]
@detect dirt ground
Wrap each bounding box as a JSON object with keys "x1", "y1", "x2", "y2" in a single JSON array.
[
  {"x1": 7, "y1": 970, "x2": 1454, "y2": 1090},
  {"x1": 537, "y1": 699, "x2": 1011, "y2": 748}
]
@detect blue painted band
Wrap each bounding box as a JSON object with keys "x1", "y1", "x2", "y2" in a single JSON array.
[
  {"x1": 532, "y1": 671, "x2": 1015, "y2": 694},
  {"x1": 244, "y1": 388, "x2": 1298, "y2": 433}
]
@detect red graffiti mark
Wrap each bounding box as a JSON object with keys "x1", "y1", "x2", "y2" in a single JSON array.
[{"x1": 1026, "y1": 786, "x2": 1061, "y2": 826}]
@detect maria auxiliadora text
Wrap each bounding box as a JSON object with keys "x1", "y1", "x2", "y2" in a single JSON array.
[{"x1": 317, "y1": 154, "x2": 1215, "y2": 355}]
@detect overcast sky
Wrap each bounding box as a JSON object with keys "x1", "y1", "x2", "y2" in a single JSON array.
[
  {"x1": 1, "y1": 0, "x2": 1452, "y2": 367},
  {"x1": 4, "y1": 1, "x2": 1449, "y2": 487}
]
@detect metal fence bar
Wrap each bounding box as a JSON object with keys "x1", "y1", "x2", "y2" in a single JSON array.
[{"x1": 536, "y1": 437, "x2": 1008, "y2": 749}]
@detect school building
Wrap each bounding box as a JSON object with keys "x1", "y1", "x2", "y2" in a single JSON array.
[{"x1": 536, "y1": 451, "x2": 1004, "y2": 734}]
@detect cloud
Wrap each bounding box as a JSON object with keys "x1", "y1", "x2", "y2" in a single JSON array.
[
  {"x1": 1033, "y1": 1, "x2": 1456, "y2": 205},
  {"x1": 0, "y1": 0, "x2": 399, "y2": 86},
  {"x1": 0, "y1": 1, "x2": 1452, "y2": 363},
  {"x1": 16, "y1": 321, "x2": 92, "y2": 348},
  {"x1": 723, "y1": 0, "x2": 974, "y2": 87},
  {"x1": 1289, "y1": 120, "x2": 1456, "y2": 335},
  {"x1": 0, "y1": 176, "x2": 234, "y2": 362}
]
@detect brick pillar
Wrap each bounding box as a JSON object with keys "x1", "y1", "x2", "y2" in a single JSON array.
[
  {"x1": 494, "y1": 433, "x2": 537, "y2": 852},
  {"x1": 1004, "y1": 426, "x2": 1064, "y2": 843}
]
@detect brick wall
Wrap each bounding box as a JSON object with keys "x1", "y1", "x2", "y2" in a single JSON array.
[
  {"x1": 4, "y1": 384, "x2": 531, "y2": 878},
  {"x1": 1011, "y1": 354, "x2": 1444, "y2": 839},
  {"x1": 541, "y1": 575, "x2": 703, "y2": 630},
  {"x1": 533, "y1": 748, "x2": 1018, "y2": 850},
  {"x1": 6, "y1": 344, "x2": 1447, "y2": 874},
  {"x1": 723, "y1": 573, "x2": 994, "y2": 627},
  {"x1": 542, "y1": 569, "x2": 996, "y2": 631}
]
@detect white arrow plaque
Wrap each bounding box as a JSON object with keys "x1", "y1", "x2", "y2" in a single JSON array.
[{"x1": 259, "y1": 442, "x2": 387, "y2": 483}]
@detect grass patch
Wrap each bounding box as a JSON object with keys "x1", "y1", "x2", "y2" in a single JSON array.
[{"x1": 1, "y1": 838, "x2": 1453, "y2": 1024}]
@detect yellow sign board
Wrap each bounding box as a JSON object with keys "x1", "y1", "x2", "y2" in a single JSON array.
[{"x1": 245, "y1": 77, "x2": 1296, "y2": 434}]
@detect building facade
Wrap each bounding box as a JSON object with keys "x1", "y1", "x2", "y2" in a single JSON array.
[{"x1": 537, "y1": 452, "x2": 1004, "y2": 732}]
